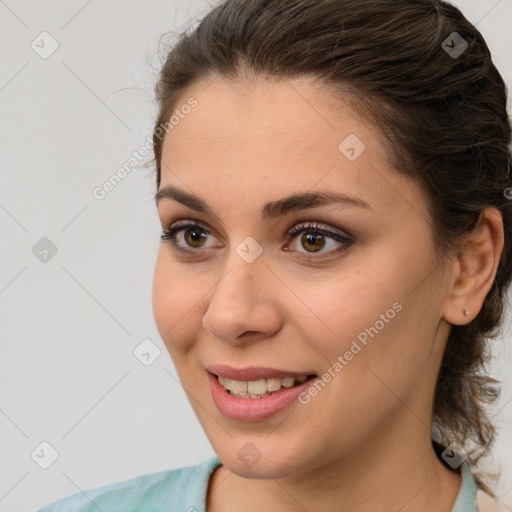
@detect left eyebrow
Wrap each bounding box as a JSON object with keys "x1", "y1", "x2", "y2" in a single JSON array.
[{"x1": 154, "y1": 185, "x2": 374, "y2": 219}]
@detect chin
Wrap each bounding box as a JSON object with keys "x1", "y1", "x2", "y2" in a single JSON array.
[{"x1": 216, "y1": 442, "x2": 307, "y2": 480}]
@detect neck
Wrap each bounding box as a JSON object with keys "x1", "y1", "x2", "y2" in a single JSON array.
[{"x1": 207, "y1": 422, "x2": 462, "y2": 512}]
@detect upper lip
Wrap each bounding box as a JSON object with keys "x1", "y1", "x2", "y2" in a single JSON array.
[{"x1": 206, "y1": 364, "x2": 316, "y2": 381}]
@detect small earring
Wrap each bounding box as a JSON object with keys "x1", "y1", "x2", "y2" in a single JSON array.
[{"x1": 464, "y1": 309, "x2": 469, "y2": 316}]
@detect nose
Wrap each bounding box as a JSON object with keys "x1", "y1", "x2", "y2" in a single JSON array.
[{"x1": 201, "y1": 253, "x2": 282, "y2": 347}]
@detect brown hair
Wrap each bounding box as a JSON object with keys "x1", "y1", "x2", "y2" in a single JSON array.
[{"x1": 151, "y1": 0, "x2": 512, "y2": 495}]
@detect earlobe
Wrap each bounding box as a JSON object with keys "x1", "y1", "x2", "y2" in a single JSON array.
[{"x1": 442, "y1": 208, "x2": 504, "y2": 326}]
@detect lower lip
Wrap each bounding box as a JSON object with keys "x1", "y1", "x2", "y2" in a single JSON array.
[{"x1": 207, "y1": 371, "x2": 316, "y2": 422}]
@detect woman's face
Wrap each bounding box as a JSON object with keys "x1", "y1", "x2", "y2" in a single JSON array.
[{"x1": 152, "y1": 76, "x2": 453, "y2": 479}]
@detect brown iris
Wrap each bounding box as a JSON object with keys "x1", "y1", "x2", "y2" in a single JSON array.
[
  {"x1": 301, "y1": 232, "x2": 326, "y2": 252},
  {"x1": 184, "y1": 225, "x2": 208, "y2": 248}
]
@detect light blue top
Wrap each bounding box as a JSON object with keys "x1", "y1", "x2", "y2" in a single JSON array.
[{"x1": 35, "y1": 457, "x2": 479, "y2": 512}]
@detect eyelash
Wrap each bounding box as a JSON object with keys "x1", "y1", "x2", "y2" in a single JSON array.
[{"x1": 160, "y1": 220, "x2": 353, "y2": 261}]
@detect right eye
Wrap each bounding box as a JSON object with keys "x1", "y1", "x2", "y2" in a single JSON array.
[{"x1": 161, "y1": 221, "x2": 219, "y2": 253}]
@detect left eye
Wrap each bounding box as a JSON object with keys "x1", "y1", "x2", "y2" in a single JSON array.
[
  {"x1": 284, "y1": 222, "x2": 353, "y2": 259},
  {"x1": 160, "y1": 220, "x2": 353, "y2": 259}
]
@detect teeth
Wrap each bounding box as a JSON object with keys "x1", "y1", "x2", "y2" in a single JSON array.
[
  {"x1": 267, "y1": 378, "x2": 282, "y2": 392},
  {"x1": 217, "y1": 374, "x2": 310, "y2": 398},
  {"x1": 248, "y1": 379, "x2": 267, "y2": 394},
  {"x1": 229, "y1": 379, "x2": 248, "y2": 394},
  {"x1": 281, "y1": 377, "x2": 295, "y2": 388}
]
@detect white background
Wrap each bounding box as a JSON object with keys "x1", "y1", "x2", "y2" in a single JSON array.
[{"x1": 0, "y1": 1, "x2": 511, "y2": 510}]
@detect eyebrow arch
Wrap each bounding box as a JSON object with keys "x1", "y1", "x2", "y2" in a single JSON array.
[{"x1": 154, "y1": 185, "x2": 373, "y2": 220}]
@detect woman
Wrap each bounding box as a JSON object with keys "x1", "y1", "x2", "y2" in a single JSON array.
[{"x1": 37, "y1": 0, "x2": 511, "y2": 510}]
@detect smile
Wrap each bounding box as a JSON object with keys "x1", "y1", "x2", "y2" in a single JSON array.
[
  {"x1": 217, "y1": 374, "x2": 310, "y2": 398},
  {"x1": 206, "y1": 368, "x2": 319, "y2": 421}
]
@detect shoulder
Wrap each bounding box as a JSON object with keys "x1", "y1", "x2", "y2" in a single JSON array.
[
  {"x1": 476, "y1": 489, "x2": 510, "y2": 512},
  {"x1": 35, "y1": 457, "x2": 221, "y2": 512}
]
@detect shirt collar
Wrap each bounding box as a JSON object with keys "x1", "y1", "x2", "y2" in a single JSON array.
[{"x1": 451, "y1": 461, "x2": 479, "y2": 512}]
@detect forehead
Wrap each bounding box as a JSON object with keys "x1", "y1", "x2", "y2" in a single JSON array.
[
  {"x1": 159, "y1": 77, "x2": 424, "y2": 222},
  {"x1": 167, "y1": 76, "x2": 364, "y2": 151}
]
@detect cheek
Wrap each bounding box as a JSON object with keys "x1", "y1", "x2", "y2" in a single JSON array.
[
  {"x1": 292, "y1": 261, "x2": 405, "y2": 359},
  {"x1": 303, "y1": 266, "x2": 435, "y2": 419},
  {"x1": 152, "y1": 252, "x2": 201, "y2": 356},
  {"x1": 291, "y1": 256, "x2": 429, "y2": 410}
]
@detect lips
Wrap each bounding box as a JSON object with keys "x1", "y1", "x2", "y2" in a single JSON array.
[
  {"x1": 207, "y1": 371, "x2": 318, "y2": 421},
  {"x1": 206, "y1": 364, "x2": 316, "y2": 381}
]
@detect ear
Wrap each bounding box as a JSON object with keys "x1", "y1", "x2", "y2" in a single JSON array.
[{"x1": 442, "y1": 208, "x2": 504, "y2": 326}]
